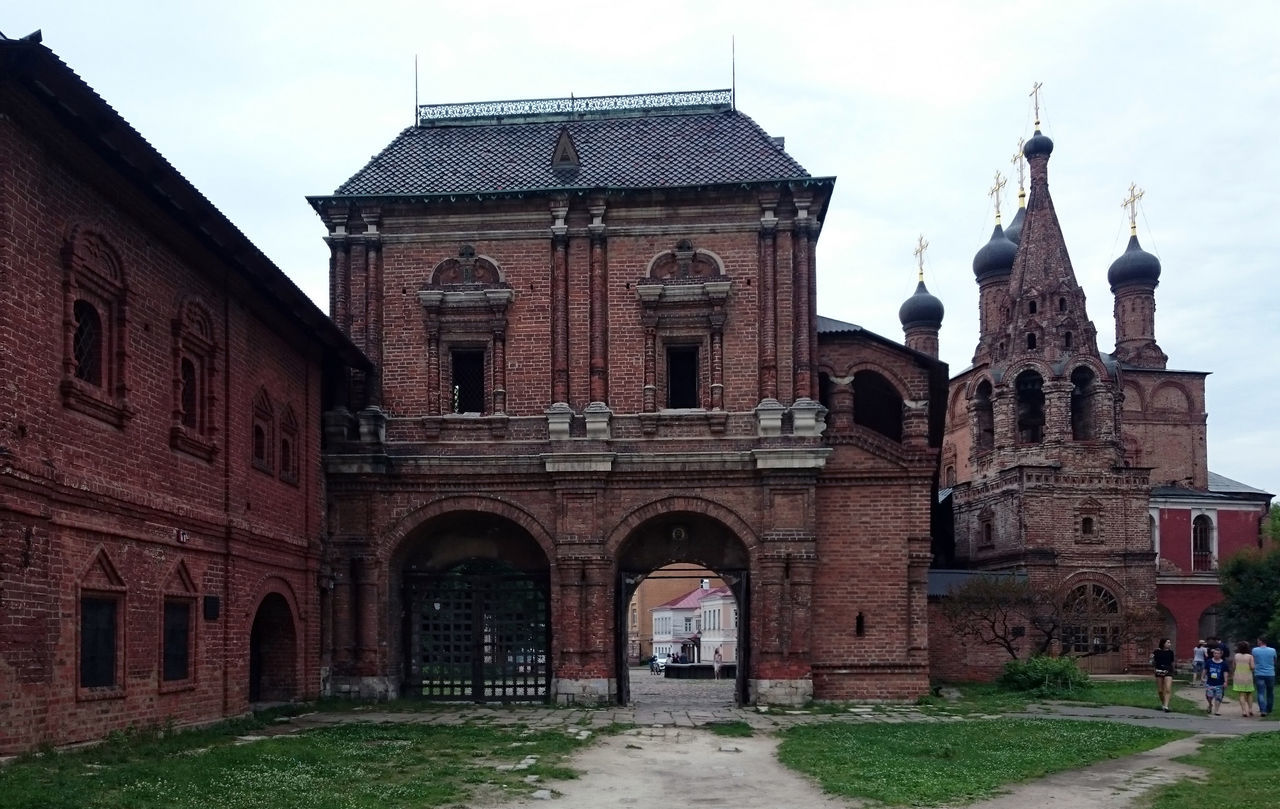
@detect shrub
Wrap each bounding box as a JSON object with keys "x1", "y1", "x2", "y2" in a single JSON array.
[{"x1": 998, "y1": 655, "x2": 1089, "y2": 697}]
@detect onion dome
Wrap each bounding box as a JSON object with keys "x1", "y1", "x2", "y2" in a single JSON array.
[
  {"x1": 899, "y1": 280, "x2": 945, "y2": 329},
  {"x1": 1004, "y1": 205, "x2": 1027, "y2": 245},
  {"x1": 972, "y1": 223, "x2": 1017, "y2": 281},
  {"x1": 1023, "y1": 127, "x2": 1054, "y2": 158},
  {"x1": 1107, "y1": 234, "x2": 1161, "y2": 289}
]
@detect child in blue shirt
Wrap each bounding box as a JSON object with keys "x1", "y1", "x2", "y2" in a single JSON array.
[{"x1": 1204, "y1": 646, "x2": 1229, "y2": 715}]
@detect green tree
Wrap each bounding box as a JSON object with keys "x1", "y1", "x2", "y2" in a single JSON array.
[
  {"x1": 1264, "y1": 504, "x2": 1280, "y2": 543},
  {"x1": 1218, "y1": 540, "x2": 1280, "y2": 642}
]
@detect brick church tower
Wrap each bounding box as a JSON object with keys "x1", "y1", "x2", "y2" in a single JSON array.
[{"x1": 940, "y1": 114, "x2": 1156, "y2": 672}]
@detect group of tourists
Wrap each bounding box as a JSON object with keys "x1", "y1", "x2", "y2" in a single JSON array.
[{"x1": 1156, "y1": 636, "x2": 1276, "y2": 717}]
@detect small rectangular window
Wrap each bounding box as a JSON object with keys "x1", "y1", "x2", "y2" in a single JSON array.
[
  {"x1": 667, "y1": 346, "x2": 699, "y2": 408},
  {"x1": 81, "y1": 596, "x2": 117, "y2": 688},
  {"x1": 163, "y1": 600, "x2": 191, "y2": 681},
  {"x1": 451, "y1": 349, "x2": 486, "y2": 413}
]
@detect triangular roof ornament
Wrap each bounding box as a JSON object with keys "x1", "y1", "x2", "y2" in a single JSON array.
[{"x1": 552, "y1": 127, "x2": 580, "y2": 169}]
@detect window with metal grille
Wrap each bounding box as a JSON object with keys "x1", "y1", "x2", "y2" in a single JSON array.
[
  {"x1": 80, "y1": 596, "x2": 117, "y2": 688},
  {"x1": 73, "y1": 300, "x2": 103, "y2": 386},
  {"x1": 666, "y1": 346, "x2": 699, "y2": 408},
  {"x1": 451, "y1": 349, "x2": 486, "y2": 413},
  {"x1": 163, "y1": 600, "x2": 191, "y2": 681},
  {"x1": 1193, "y1": 515, "x2": 1215, "y2": 571}
]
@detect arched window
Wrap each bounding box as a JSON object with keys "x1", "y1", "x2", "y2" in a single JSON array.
[
  {"x1": 279, "y1": 405, "x2": 299, "y2": 485},
  {"x1": 62, "y1": 229, "x2": 131, "y2": 426},
  {"x1": 72, "y1": 300, "x2": 103, "y2": 386},
  {"x1": 1070, "y1": 366, "x2": 1098, "y2": 440},
  {"x1": 852, "y1": 371, "x2": 903, "y2": 442},
  {"x1": 170, "y1": 298, "x2": 218, "y2": 460},
  {"x1": 974, "y1": 380, "x2": 994, "y2": 451},
  {"x1": 252, "y1": 389, "x2": 274, "y2": 473},
  {"x1": 1015, "y1": 370, "x2": 1045, "y2": 443},
  {"x1": 1192, "y1": 515, "x2": 1216, "y2": 571},
  {"x1": 1062, "y1": 583, "x2": 1121, "y2": 655},
  {"x1": 1059, "y1": 297, "x2": 1067, "y2": 312},
  {"x1": 1063, "y1": 331, "x2": 1073, "y2": 349},
  {"x1": 1028, "y1": 300, "x2": 1037, "y2": 315},
  {"x1": 1026, "y1": 333, "x2": 1037, "y2": 350}
]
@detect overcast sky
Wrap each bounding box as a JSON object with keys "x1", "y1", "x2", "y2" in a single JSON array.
[{"x1": 9, "y1": 1, "x2": 1278, "y2": 499}]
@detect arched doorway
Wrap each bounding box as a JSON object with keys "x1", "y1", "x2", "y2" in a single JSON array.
[
  {"x1": 394, "y1": 511, "x2": 551, "y2": 702},
  {"x1": 1061, "y1": 582, "x2": 1124, "y2": 674},
  {"x1": 615, "y1": 512, "x2": 751, "y2": 706},
  {"x1": 249, "y1": 592, "x2": 298, "y2": 703}
]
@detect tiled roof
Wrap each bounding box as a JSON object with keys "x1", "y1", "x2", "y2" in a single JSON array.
[
  {"x1": 1208, "y1": 471, "x2": 1272, "y2": 496},
  {"x1": 332, "y1": 109, "x2": 812, "y2": 196},
  {"x1": 652, "y1": 585, "x2": 731, "y2": 611}
]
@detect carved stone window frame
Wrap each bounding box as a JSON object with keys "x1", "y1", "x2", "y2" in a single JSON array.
[
  {"x1": 170, "y1": 297, "x2": 219, "y2": 461},
  {"x1": 418, "y1": 245, "x2": 513, "y2": 417},
  {"x1": 278, "y1": 405, "x2": 300, "y2": 485},
  {"x1": 61, "y1": 227, "x2": 132, "y2": 427},
  {"x1": 251, "y1": 388, "x2": 275, "y2": 474}
]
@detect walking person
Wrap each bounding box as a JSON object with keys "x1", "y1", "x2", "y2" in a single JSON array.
[
  {"x1": 1231, "y1": 641, "x2": 1257, "y2": 717},
  {"x1": 713, "y1": 646, "x2": 724, "y2": 680},
  {"x1": 1151, "y1": 638, "x2": 1176, "y2": 712},
  {"x1": 1192, "y1": 640, "x2": 1207, "y2": 685},
  {"x1": 1204, "y1": 646, "x2": 1228, "y2": 715},
  {"x1": 1251, "y1": 637, "x2": 1276, "y2": 718}
]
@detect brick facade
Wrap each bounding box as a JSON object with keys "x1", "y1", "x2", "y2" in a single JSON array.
[{"x1": 0, "y1": 37, "x2": 363, "y2": 754}]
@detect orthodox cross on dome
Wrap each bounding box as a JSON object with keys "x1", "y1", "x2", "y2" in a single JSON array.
[
  {"x1": 913, "y1": 234, "x2": 929, "y2": 282},
  {"x1": 1030, "y1": 81, "x2": 1044, "y2": 125},
  {"x1": 1122, "y1": 182, "x2": 1145, "y2": 235},
  {"x1": 989, "y1": 171, "x2": 1007, "y2": 224},
  {"x1": 1011, "y1": 138, "x2": 1026, "y2": 199}
]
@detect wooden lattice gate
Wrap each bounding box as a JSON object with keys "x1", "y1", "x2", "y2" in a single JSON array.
[{"x1": 403, "y1": 559, "x2": 550, "y2": 702}]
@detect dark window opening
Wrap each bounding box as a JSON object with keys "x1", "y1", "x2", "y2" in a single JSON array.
[
  {"x1": 980, "y1": 519, "x2": 994, "y2": 546},
  {"x1": 1059, "y1": 297, "x2": 1067, "y2": 312},
  {"x1": 1070, "y1": 366, "x2": 1098, "y2": 440},
  {"x1": 451, "y1": 349, "x2": 486, "y2": 413},
  {"x1": 1064, "y1": 331, "x2": 1073, "y2": 349},
  {"x1": 180, "y1": 358, "x2": 198, "y2": 430},
  {"x1": 853, "y1": 371, "x2": 903, "y2": 441},
  {"x1": 80, "y1": 596, "x2": 117, "y2": 688},
  {"x1": 817, "y1": 372, "x2": 832, "y2": 412},
  {"x1": 975, "y1": 381, "x2": 994, "y2": 451},
  {"x1": 944, "y1": 465, "x2": 956, "y2": 487},
  {"x1": 73, "y1": 300, "x2": 103, "y2": 386},
  {"x1": 280, "y1": 438, "x2": 292, "y2": 477},
  {"x1": 253, "y1": 424, "x2": 267, "y2": 464},
  {"x1": 163, "y1": 600, "x2": 191, "y2": 681},
  {"x1": 1015, "y1": 370, "x2": 1045, "y2": 443},
  {"x1": 667, "y1": 346, "x2": 699, "y2": 408},
  {"x1": 1082, "y1": 516, "x2": 1095, "y2": 535},
  {"x1": 1028, "y1": 300, "x2": 1037, "y2": 314},
  {"x1": 1193, "y1": 515, "x2": 1214, "y2": 571},
  {"x1": 1026, "y1": 333, "x2": 1037, "y2": 350},
  {"x1": 855, "y1": 612, "x2": 865, "y2": 636}
]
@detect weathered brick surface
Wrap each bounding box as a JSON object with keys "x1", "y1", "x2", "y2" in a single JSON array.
[
  {"x1": 319, "y1": 180, "x2": 942, "y2": 703},
  {"x1": 0, "y1": 64, "x2": 325, "y2": 754}
]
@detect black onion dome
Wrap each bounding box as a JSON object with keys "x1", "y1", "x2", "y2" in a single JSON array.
[
  {"x1": 1107, "y1": 234, "x2": 1162, "y2": 290},
  {"x1": 973, "y1": 223, "x2": 1017, "y2": 281},
  {"x1": 899, "y1": 280, "x2": 945, "y2": 329},
  {"x1": 1005, "y1": 205, "x2": 1027, "y2": 245},
  {"x1": 1023, "y1": 127, "x2": 1054, "y2": 158}
]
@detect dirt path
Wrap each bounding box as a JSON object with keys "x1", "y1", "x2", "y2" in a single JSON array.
[{"x1": 494, "y1": 726, "x2": 852, "y2": 808}]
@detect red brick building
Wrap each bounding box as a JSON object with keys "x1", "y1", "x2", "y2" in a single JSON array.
[
  {"x1": 0, "y1": 33, "x2": 365, "y2": 754},
  {"x1": 930, "y1": 119, "x2": 1271, "y2": 677},
  {"x1": 312, "y1": 90, "x2": 946, "y2": 707}
]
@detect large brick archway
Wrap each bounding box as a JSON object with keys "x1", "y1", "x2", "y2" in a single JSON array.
[{"x1": 613, "y1": 509, "x2": 753, "y2": 705}]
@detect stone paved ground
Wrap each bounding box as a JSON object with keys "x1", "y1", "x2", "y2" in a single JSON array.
[{"x1": 261, "y1": 673, "x2": 1278, "y2": 808}]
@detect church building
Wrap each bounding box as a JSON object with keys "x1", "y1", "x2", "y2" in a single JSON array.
[{"x1": 926, "y1": 107, "x2": 1271, "y2": 677}]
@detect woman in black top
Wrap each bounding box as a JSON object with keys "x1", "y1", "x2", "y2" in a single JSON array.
[{"x1": 1152, "y1": 637, "x2": 1176, "y2": 712}]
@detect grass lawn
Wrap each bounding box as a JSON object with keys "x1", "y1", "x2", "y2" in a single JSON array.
[
  {"x1": 778, "y1": 718, "x2": 1187, "y2": 806},
  {"x1": 0, "y1": 721, "x2": 587, "y2": 809},
  {"x1": 1144, "y1": 732, "x2": 1280, "y2": 809},
  {"x1": 1072, "y1": 680, "x2": 1201, "y2": 715}
]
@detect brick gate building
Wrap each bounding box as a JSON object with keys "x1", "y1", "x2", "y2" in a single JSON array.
[{"x1": 312, "y1": 90, "x2": 946, "y2": 707}]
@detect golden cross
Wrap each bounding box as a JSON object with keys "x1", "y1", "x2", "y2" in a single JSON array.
[
  {"x1": 1030, "y1": 81, "x2": 1043, "y2": 123},
  {"x1": 1011, "y1": 138, "x2": 1026, "y2": 195},
  {"x1": 989, "y1": 171, "x2": 1007, "y2": 223},
  {"x1": 913, "y1": 234, "x2": 929, "y2": 281},
  {"x1": 1122, "y1": 182, "x2": 1145, "y2": 234}
]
